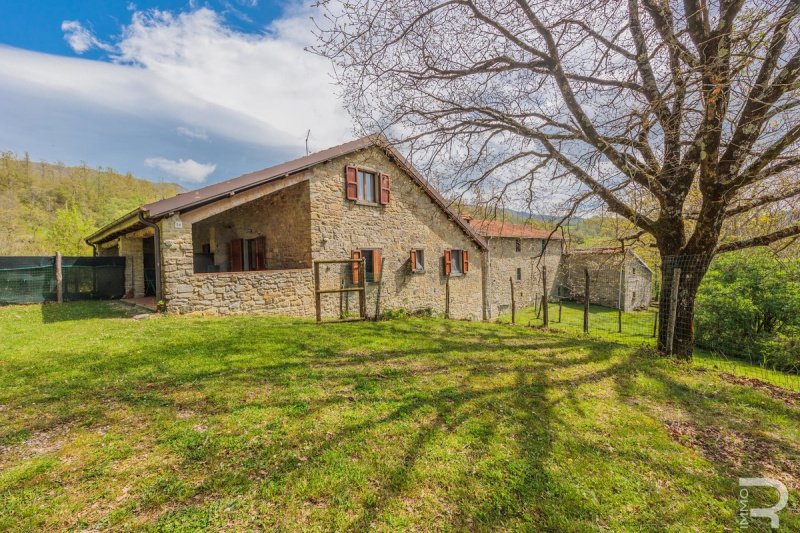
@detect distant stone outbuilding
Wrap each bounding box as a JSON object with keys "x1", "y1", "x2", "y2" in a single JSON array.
[
  {"x1": 465, "y1": 217, "x2": 563, "y2": 319},
  {"x1": 558, "y1": 248, "x2": 653, "y2": 311}
]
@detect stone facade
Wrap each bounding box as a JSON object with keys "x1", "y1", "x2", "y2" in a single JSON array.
[
  {"x1": 483, "y1": 237, "x2": 563, "y2": 318},
  {"x1": 158, "y1": 213, "x2": 315, "y2": 315},
  {"x1": 309, "y1": 146, "x2": 484, "y2": 320},
  {"x1": 192, "y1": 181, "x2": 311, "y2": 271},
  {"x1": 558, "y1": 250, "x2": 652, "y2": 311},
  {"x1": 153, "y1": 145, "x2": 484, "y2": 319}
]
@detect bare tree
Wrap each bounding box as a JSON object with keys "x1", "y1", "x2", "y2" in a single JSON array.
[{"x1": 313, "y1": 0, "x2": 800, "y2": 358}]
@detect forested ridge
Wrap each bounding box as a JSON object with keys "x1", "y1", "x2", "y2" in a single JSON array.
[{"x1": 0, "y1": 152, "x2": 181, "y2": 255}]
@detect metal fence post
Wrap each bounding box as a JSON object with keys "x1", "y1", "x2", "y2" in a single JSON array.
[
  {"x1": 666, "y1": 267, "x2": 681, "y2": 355},
  {"x1": 55, "y1": 252, "x2": 63, "y2": 304}
]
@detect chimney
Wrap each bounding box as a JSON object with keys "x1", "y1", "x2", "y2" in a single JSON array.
[{"x1": 462, "y1": 214, "x2": 473, "y2": 223}]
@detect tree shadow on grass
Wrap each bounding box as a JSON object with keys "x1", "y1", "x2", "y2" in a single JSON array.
[{"x1": 38, "y1": 300, "x2": 140, "y2": 323}]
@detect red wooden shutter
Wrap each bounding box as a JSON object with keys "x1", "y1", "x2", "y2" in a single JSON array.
[
  {"x1": 373, "y1": 249, "x2": 382, "y2": 282},
  {"x1": 345, "y1": 165, "x2": 358, "y2": 200},
  {"x1": 379, "y1": 173, "x2": 390, "y2": 205},
  {"x1": 351, "y1": 250, "x2": 361, "y2": 284},
  {"x1": 444, "y1": 249, "x2": 452, "y2": 276},
  {"x1": 463, "y1": 250, "x2": 469, "y2": 273},
  {"x1": 229, "y1": 238, "x2": 243, "y2": 272},
  {"x1": 410, "y1": 249, "x2": 417, "y2": 271}
]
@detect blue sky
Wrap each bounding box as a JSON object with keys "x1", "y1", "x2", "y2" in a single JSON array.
[{"x1": 0, "y1": 1, "x2": 351, "y2": 185}]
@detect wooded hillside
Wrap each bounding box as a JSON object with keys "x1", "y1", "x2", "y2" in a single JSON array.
[{"x1": 0, "y1": 153, "x2": 181, "y2": 256}]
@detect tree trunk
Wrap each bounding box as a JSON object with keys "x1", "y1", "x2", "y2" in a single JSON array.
[{"x1": 656, "y1": 255, "x2": 712, "y2": 360}]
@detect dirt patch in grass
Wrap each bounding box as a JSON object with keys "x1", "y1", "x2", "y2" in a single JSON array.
[
  {"x1": 718, "y1": 372, "x2": 800, "y2": 405},
  {"x1": 665, "y1": 419, "x2": 799, "y2": 490}
]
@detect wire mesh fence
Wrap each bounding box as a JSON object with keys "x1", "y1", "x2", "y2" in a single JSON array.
[
  {"x1": 505, "y1": 251, "x2": 800, "y2": 388},
  {"x1": 0, "y1": 255, "x2": 126, "y2": 305}
]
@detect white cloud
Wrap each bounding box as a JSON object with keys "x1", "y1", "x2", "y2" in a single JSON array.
[
  {"x1": 177, "y1": 125, "x2": 209, "y2": 140},
  {"x1": 145, "y1": 157, "x2": 216, "y2": 183},
  {"x1": 0, "y1": 6, "x2": 353, "y2": 183},
  {"x1": 61, "y1": 20, "x2": 114, "y2": 54}
]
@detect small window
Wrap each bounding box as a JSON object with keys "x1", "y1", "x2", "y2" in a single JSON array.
[
  {"x1": 515, "y1": 239, "x2": 521, "y2": 252},
  {"x1": 444, "y1": 249, "x2": 469, "y2": 276},
  {"x1": 410, "y1": 249, "x2": 425, "y2": 273},
  {"x1": 516, "y1": 267, "x2": 522, "y2": 281},
  {"x1": 358, "y1": 170, "x2": 378, "y2": 203},
  {"x1": 540, "y1": 240, "x2": 546, "y2": 252},
  {"x1": 451, "y1": 250, "x2": 464, "y2": 275}
]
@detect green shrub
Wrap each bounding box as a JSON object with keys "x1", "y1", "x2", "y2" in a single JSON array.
[{"x1": 695, "y1": 251, "x2": 800, "y2": 373}]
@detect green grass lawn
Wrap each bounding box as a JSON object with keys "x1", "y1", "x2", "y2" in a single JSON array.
[
  {"x1": 501, "y1": 301, "x2": 800, "y2": 392},
  {"x1": 1, "y1": 302, "x2": 798, "y2": 531}
]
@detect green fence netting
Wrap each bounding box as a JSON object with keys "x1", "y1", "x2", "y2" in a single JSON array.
[
  {"x1": 0, "y1": 256, "x2": 126, "y2": 305},
  {"x1": 0, "y1": 257, "x2": 56, "y2": 305}
]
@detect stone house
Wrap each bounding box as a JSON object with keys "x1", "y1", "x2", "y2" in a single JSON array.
[
  {"x1": 85, "y1": 134, "x2": 487, "y2": 319},
  {"x1": 557, "y1": 248, "x2": 653, "y2": 311},
  {"x1": 465, "y1": 218, "x2": 564, "y2": 318}
]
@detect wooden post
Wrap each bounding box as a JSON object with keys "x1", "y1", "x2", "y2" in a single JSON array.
[
  {"x1": 558, "y1": 297, "x2": 562, "y2": 323},
  {"x1": 359, "y1": 257, "x2": 367, "y2": 319},
  {"x1": 55, "y1": 252, "x2": 63, "y2": 303},
  {"x1": 374, "y1": 257, "x2": 385, "y2": 319},
  {"x1": 542, "y1": 265, "x2": 549, "y2": 327},
  {"x1": 510, "y1": 277, "x2": 516, "y2": 324},
  {"x1": 445, "y1": 275, "x2": 451, "y2": 319},
  {"x1": 583, "y1": 268, "x2": 590, "y2": 334},
  {"x1": 314, "y1": 261, "x2": 322, "y2": 323},
  {"x1": 666, "y1": 267, "x2": 681, "y2": 355},
  {"x1": 339, "y1": 279, "x2": 344, "y2": 319}
]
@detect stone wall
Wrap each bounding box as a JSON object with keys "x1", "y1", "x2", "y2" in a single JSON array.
[
  {"x1": 557, "y1": 251, "x2": 652, "y2": 311},
  {"x1": 484, "y1": 237, "x2": 563, "y2": 318},
  {"x1": 192, "y1": 181, "x2": 311, "y2": 271},
  {"x1": 624, "y1": 256, "x2": 653, "y2": 310},
  {"x1": 159, "y1": 212, "x2": 314, "y2": 315},
  {"x1": 308, "y1": 146, "x2": 485, "y2": 320}
]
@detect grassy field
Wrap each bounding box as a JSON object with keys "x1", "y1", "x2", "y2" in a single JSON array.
[{"x1": 0, "y1": 302, "x2": 798, "y2": 531}]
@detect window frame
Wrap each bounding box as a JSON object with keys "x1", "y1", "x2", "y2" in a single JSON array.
[
  {"x1": 451, "y1": 249, "x2": 464, "y2": 276},
  {"x1": 516, "y1": 267, "x2": 522, "y2": 282},
  {"x1": 515, "y1": 239, "x2": 522, "y2": 252},
  {"x1": 411, "y1": 248, "x2": 425, "y2": 273},
  {"x1": 357, "y1": 169, "x2": 379, "y2": 204}
]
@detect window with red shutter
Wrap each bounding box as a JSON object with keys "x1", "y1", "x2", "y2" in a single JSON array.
[
  {"x1": 444, "y1": 249, "x2": 452, "y2": 276},
  {"x1": 463, "y1": 250, "x2": 469, "y2": 273},
  {"x1": 379, "y1": 173, "x2": 390, "y2": 205},
  {"x1": 345, "y1": 165, "x2": 358, "y2": 200},
  {"x1": 410, "y1": 249, "x2": 424, "y2": 273}
]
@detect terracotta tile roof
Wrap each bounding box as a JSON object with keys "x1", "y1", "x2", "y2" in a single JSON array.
[{"x1": 466, "y1": 219, "x2": 563, "y2": 240}]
